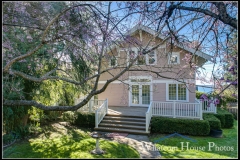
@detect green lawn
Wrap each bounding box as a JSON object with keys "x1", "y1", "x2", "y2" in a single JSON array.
[
  {"x1": 3, "y1": 124, "x2": 139, "y2": 158},
  {"x1": 149, "y1": 120, "x2": 238, "y2": 158}
]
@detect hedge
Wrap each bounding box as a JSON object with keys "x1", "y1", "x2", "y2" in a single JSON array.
[
  {"x1": 213, "y1": 113, "x2": 225, "y2": 128},
  {"x1": 151, "y1": 117, "x2": 210, "y2": 136},
  {"x1": 196, "y1": 91, "x2": 206, "y2": 99},
  {"x1": 62, "y1": 111, "x2": 95, "y2": 128},
  {"x1": 74, "y1": 112, "x2": 95, "y2": 128},
  {"x1": 216, "y1": 108, "x2": 234, "y2": 128},
  {"x1": 203, "y1": 113, "x2": 221, "y2": 130}
]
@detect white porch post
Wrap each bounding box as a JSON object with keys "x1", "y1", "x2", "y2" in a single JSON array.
[
  {"x1": 146, "y1": 112, "x2": 149, "y2": 132},
  {"x1": 173, "y1": 101, "x2": 176, "y2": 118},
  {"x1": 106, "y1": 98, "x2": 108, "y2": 114},
  {"x1": 89, "y1": 97, "x2": 94, "y2": 113},
  {"x1": 88, "y1": 101, "x2": 91, "y2": 113},
  {"x1": 212, "y1": 97, "x2": 217, "y2": 114},
  {"x1": 95, "y1": 110, "x2": 98, "y2": 128},
  {"x1": 199, "y1": 101, "x2": 203, "y2": 120}
]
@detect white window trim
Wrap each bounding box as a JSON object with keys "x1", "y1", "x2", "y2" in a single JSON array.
[
  {"x1": 166, "y1": 82, "x2": 189, "y2": 102},
  {"x1": 128, "y1": 76, "x2": 153, "y2": 107},
  {"x1": 129, "y1": 76, "x2": 152, "y2": 83},
  {"x1": 168, "y1": 52, "x2": 180, "y2": 65}
]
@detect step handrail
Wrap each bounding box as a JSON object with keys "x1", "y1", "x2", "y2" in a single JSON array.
[
  {"x1": 95, "y1": 98, "x2": 108, "y2": 128},
  {"x1": 146, "y1": 101, "x2": 153, "y2": 132}
]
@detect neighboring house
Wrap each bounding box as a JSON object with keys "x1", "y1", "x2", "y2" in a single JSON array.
[
  {"x1": 196, "y1": 85, "x2": 213, "y2": 93},
  {"x1": 97, "y1": 24, "x2": 212, "y2": 108}
]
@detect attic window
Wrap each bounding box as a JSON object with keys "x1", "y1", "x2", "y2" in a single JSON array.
[{"x1": 168, "y1": 52, "x2": 180, "y2": 64}]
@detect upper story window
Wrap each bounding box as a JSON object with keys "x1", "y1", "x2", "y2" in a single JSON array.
[
  {"x1": 109, "y1": 56, "x2": 118, "y2": 67},
  {"x1": 128, "y1": 48, "x2": 157, "y2": 65},
  {"x1": 147, "y1": 51, "x2": 157, "y2": 65},
  {"x1": 168, "y1": 52, "x2": 180, "y2": 64},
  {"x1": 137, "y1": 51, "x2": 146, "y2": 65},
  {"x1": 129, "y1": 50, "x2": 137, "y2": 64}
]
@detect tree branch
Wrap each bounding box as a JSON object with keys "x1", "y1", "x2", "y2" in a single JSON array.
[
  {"x1": 3, "y1": 23, "x2": 45, "y2": 30},
  {"x1": 171, "y1": 3, "x2": 237, "y2": 29}
]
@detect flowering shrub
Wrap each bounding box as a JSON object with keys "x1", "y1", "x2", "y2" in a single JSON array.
[
  {"x1": 199, "y1": 93, "x2": 220, "y2": 107},
  {"x1": 200, "y1": 94, "x2": 208, "y2": 101}
]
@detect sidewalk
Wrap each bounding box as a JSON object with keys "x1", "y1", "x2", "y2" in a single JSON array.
[{"x1": 101, "y1": 133, "x2": 161, "y2": 159}]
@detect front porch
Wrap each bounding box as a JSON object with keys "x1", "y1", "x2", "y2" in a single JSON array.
[{"x1": 108, "y1": 106, "x2": 148, "y2": 117}]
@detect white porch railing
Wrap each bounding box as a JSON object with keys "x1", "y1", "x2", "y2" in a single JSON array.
[
  {"x1": 198, "y1": 98, "x2": 217, "y2": 114},
  {"x1": 95, "y1": 99, "x2": 108, "y2": 128},
  {"x1": 146, "y1": 102, "x2": 153, "y2": 132},
  {"x1": 151, "y1": 101, "x2": 202, "y2": 120},
  {"x1": 145, "y1": 100, "x2": 203, "y2": 133},
  {"x1": 75, "y1": 97, "x2": 106, "y2": 113}
]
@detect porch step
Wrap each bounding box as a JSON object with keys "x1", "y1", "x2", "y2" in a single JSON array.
[
  {"x1": 106, "y1": 114, "x2": 145, "y2": 118},
  {"x1": 99, "y1": 123, "x2": 146, "y2": 130},
  {"x1": 94, "y1": 127, "x2": 149, "y2": 135},
  {"x1": 103, "y1": 116, "x2": 146, "y2": 122},
  {"x1": 95, "y1": 114, "x2": 149, "y2": 135},
  {"x1": 101, "y1": 119, "x2": 145, "y2": 126}
]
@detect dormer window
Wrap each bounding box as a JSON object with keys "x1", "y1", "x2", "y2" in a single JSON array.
[{"x1": 168, "y1": 52, "x2": 180, "y2": 64}]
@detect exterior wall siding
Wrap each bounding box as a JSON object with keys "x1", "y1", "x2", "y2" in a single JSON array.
[
  {"x1": 99, "y1": 30, "x2": 198, "y2": 82},
  {"x1": 152, "y1": 83, "x2": 166, "y2": 101},
  {"x1": 98, "y1": 83, "x2": 129, "y2": 107},
  {"x1": 189, "y1": 84, "x2": 196, "y2": 103},
  {"x1": 98, "y1": 82, "x2": 196, "y2": 107}
]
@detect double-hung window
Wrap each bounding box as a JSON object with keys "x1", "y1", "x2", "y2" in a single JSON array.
[
  {"x1": 147, "y1": 51, "x2": 157, "y2": 65},
  {"x1": 128, "y1": 48, "x2": 157, "y2": 65},
  {"x1": 109, "y1": 56, "x2": 117, "y2": 67},
  {"x1": 129, "y1": 50, "x2": 137, "y2": 64},
  {"x1": 168, "y1": 83, "x2": 187, "y2": 101},
  {"x1": 137, "y1": 50, "x2": 146, "y2": 65}
]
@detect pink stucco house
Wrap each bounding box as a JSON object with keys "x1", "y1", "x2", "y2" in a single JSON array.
[{"x1": 97, "y1": 24, "x2": 212, "y2": 108}]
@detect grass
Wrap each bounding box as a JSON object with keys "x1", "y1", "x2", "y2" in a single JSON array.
[
  {"x1": 3, "y1": 123, "x2": 140, "y2": 158},
  {"x1": 149, "y1": 120, "x2": 238, "y2": 158}
]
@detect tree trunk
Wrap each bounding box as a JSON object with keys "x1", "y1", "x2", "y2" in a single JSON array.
[{"x1": 22, "y1": 114, "x2": 29, "y2": 126}]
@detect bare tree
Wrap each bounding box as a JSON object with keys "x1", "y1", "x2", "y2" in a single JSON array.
[{"x1": 3, "y1": 2, "x2": 238, "y2": 110}]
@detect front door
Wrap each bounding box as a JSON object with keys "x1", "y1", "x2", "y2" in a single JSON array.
[{"x1": 131, "y1": 84, "x2": 151, "y2": 106}]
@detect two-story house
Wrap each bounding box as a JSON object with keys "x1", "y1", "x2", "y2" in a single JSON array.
[{"x1": 97, "y1": 24, "x2": 212, "y2": 108}]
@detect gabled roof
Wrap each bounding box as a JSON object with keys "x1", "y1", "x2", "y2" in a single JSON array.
[{"x1": 126, "y1": 24, "x2": 212, "y2": 61}]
